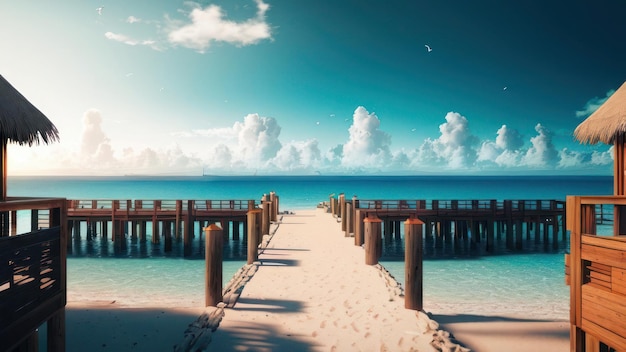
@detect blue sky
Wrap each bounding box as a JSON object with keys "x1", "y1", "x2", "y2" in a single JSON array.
[{"x1": 1, "y1": 0, "x2": 624, "y2": 176}]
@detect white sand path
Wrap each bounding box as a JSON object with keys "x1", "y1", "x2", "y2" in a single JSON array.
[{"x1": 209, "y1": 208, "x2": 440, "y2": 351}]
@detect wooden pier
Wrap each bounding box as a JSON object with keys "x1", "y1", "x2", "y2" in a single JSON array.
[
  {"x1": 330, "y1": 195, "x2": 567, "y2": 252},
  {"x1": 64, "y1": 193, "x2": 280, "y2": 256}
]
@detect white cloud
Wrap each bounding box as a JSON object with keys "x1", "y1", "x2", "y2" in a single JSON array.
[
  {"x1": 341, "y1": 106, "x2": 392, "y2": 168},
  {"x1": 495, "y1": 125, "x2": 523, "y2": 150},
  {"x1": 415, "y1": 112, "x2": 478, "y2": 169},
  {"x1": 80, "y1": 109, "x2": 110, "y2": 157},
  {"x1": 269, "y1": 139, "x2": 322, "y2": 171},
  {"x1": 234, "y1": 113, "x2": 282, "y2": 163},
  {"x1": 523, "y1": 123, "x2": 559, "y2": 167},
  {"x1": 167, "y1": 0, "x2": 272, "y2": 53},
  {"x1": 8, "y1": 105, "x2": 614, "y2": 176},
  {"x1": 477, "y1": 125, "x2": 524, "y2": 167},
  {"x1": 576, "y1": 89, "x2": 615, "y2": 118},
  {"x1": 104, "y1": 32, "x2": 157, "y2": 48},
  {"x1": 127, "y1": 16, "x2": 141, "y2": 24}
]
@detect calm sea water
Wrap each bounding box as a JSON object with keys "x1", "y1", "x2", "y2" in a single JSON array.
[{"x1": 8, "y1": 175, "x2": 613, "y2": 318}]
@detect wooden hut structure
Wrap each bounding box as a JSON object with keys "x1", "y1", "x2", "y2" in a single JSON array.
[
  {"x1": 567, "y1": 81, "x2": 626, "y2": 351},
  {"x1": 0, "y1": 74, "x2": 66, "y2": 351}
]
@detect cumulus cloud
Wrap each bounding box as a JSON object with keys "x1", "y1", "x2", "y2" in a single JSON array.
[
  {"x1": 523, "y1": 123, "x2": 559, "y2": 167},
  {"x1": 478, "y1": 125, "x2": 524, "y2": 167},
  {"x1": 80, "y1": 109, "x2": 110, "y2": 157},
  {"x1": 234, "y1": 113, "x2": 282, "y2": 163},
  {"x1": 576, "y1": 89, "x2": 615, "y2": 118},
  {"x1": 167, "y1": 0, "x2": 272, "y2": 53},
  {"x1": 270, "y1": 140, "x2": 322, "y2": 172},
  {"x1": 414, "y1": 112, "x2": 478, "y2": 169},
  {"x1": 341, "y1": 106, "x2": 392, "y2": 168},
  {"x1": 11, "y1": 105, "x2": 615, "y2": 175}
]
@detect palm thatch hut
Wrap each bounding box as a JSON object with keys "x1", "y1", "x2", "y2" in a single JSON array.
[
  {"x1": 0, "y1": 74, "x2": 59, "y2": 200},
  {"x1": 574, "y1": 80, "x2": 626, "y2": 233},
  {"x1": 574, "y1": 81, "x2": 626, "y2": 194}
]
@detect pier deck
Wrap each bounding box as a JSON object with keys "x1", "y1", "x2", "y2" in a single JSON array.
[{"x1": 208, "y1": 207, "x2": 440, "y2": 351}]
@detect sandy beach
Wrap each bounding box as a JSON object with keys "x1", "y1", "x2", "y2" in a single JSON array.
[{"x1": 57, "y1": 207, "x2": 570, "y2": 351}]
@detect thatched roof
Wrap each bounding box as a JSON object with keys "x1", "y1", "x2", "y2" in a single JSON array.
[
  {"x1": 0, "y1": 74, "x2": 59, "y2": 146},
  {"x1": 574, "y1": 81, "x2": 626, "y2": 145}
]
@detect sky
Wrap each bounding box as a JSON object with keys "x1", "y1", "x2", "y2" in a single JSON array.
[{"x1": 1, "y1": 0, "x2": 625, "y2": 176}]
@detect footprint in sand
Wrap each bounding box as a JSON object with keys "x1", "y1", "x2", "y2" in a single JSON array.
[
  {"x1": 320, "y1": 321, "x2": 326, "y2": 328},
  {"x1": 350, "y1": 322, "x2": 359, "y2": 332},
  {"x1": 312, "y1": 331, "x2": 318, "y2": 337}
]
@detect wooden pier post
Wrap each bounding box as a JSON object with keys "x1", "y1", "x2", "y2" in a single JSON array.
[
  {"x1": 184, "y1": 200, "x2": 193, "y2": 256},
  {"x1": 345, "y1": 201, "x2": 353, "y2": 237},
  {"x1": 164, "y1": 221, "x2": 173, "y2": 252},
  {"x1": 247, "y1": 209, "x2": 262, "y2": 264},
  {"x1": 205, "y1": 224, "x2": 223, "y2": 307},
  {"x1": 262, "y1": 200, "x2": 271, "y2": 237},
  {"x1": 232, "y1": 220, "x2": 240, "y2": 241},
  {"x1": 339, "y1": 193, "x2": 346, "y2": 231},
  {"x1": 364, "y1": 215, "x2": 382, "y2": 265},
  {"x1": 354, "y1": 209, "x2": 365, "y2": 246},
  {"x1": 175, "y1": 200, "x2": 182, "y2": 239},
  {"x1": 270, "y1": 191, "x2": 277, "y2": 222},
  {"x1": 405, "y1": 217, "x2": 424, "y2": 310}
]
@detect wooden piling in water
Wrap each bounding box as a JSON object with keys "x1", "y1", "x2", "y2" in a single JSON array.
[
  {"x1": 405, "y1": 217, "x2": 424, "y2": 310},
  {"x1": 205, "y1": 224, "x2": 223, "y2": 307}
]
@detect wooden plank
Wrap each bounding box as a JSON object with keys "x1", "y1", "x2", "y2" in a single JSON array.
[
  {"x1": 588, "y1": 262, "x2": 611, "y2": 275},
  {"x1": 567, "y1": 196, "x2": 583, "y2": 329},
  {"x1": 581, "y1": 243, "x2": 626, "y2": 270},
  {"x1": 582, "y1": 234, "x2": 626, "y2": 252},
  {"x1": 588, "y1": 270, "x2": 611, "y2": 284},
  {"x1": 581, "y1": 318, "x2": 626, "y2": 352},
  {"x1": 582, "y1": 285, "x2": 626, "y2": 337},
  {"x1": 613, "y1": 267, "x2": 626, "y2": 296}
]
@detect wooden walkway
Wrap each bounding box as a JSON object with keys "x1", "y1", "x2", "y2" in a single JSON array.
[{"x1": 207, "y1": 208, "x2": 443, "y2": 352}]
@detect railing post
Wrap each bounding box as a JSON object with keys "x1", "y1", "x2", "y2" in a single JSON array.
[
  {"x1": 364, "y1": 215, "x2": 382, "y2": 265},
  {"x1": 205, "y1": 224, "x2": 223, "y2": 307},
  {"x1": 405, "y1": 217, "x2": 424, "y2": 310},
  {"x1": 184, "y1": 200, "x2": 193, "y2": 257}
]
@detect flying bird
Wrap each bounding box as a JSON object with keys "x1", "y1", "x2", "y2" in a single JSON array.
[
  {"x1": 425, "y1": 44, "x2": 432, "y2": 52},
  {"x1": 96, "y1": 6, "x2": 104, "y2": 15}
]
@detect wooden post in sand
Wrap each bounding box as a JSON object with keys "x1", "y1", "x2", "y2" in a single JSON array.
[
  {"x1": 405, "y1": 217, "x2": 424, "y2": 310},
  {"x1": 339, "y1": 193, "x2": 346, "y2": 231},
  {"x1": 247, "y1": 209, "x2": 262, "y2": 264},
  {"x1": 364, "y1": 215, "x2": 382, "y2": 265},
  {"x1": 262, "y1": 199, "x2": 271, "y2": 236},
  {"x1": 205, "y1": 224, "x2": 223, "y2": 306},
  {"x1": 270, "y1": 191, "x2": 277, "y2": 221},
  {"x1": 345, "y1": 201, "x2": 353, "y2": 237}
]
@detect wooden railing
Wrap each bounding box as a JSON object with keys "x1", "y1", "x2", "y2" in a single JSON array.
[
  {"x1": 355, "y1": 199, "x2": 565, "y2": 212},
  {"x1": 566, "y1": 196, "x2": 626, "y2": 351},
  {"x1": 0, "y1": 197, "x2": 67, "y2": 351}
]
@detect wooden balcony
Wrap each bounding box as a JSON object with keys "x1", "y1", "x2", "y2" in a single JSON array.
[
  {"x1": 566, "y1": 195, "x2": 626, "y2": 351},
  {"x1": 0, "y1": 197, "x2": 67, "y2": 352}
]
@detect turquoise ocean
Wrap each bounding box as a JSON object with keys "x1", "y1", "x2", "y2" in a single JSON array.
[{"x1": 8, "y1": 175, "x2": 613, "y2": 319}]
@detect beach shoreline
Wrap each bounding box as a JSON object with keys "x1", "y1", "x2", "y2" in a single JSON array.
[{"x1": 55, "y1": 207, "x2": 569, "y2": 351}]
